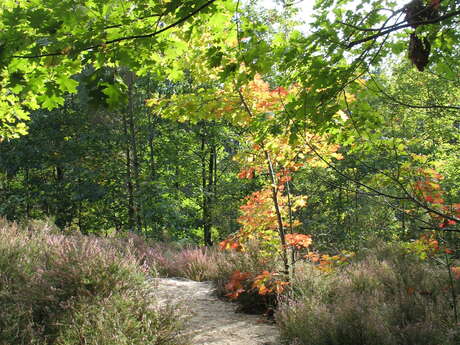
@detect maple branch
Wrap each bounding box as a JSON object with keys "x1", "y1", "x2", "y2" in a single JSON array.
[
  {"x1": 314, "y1": 167, "x2": 460, "y2": 232},
  {"x1": 236, "y1": 87, "x2": 254, "y2": 118},
  {"x1": 347, "y1": 9, "x2": 460, "y2": 48},
  {"x1": 13, "y1": 0, "x2": 217, "y2": 59},
  {"x1": 391, "y1": 175, "x2": 460, "y2": 224},
  {"x1": 305, "y1": 139, "x2": 460, "y2": 227},
  {"x1": 339, "y1": 8, "x2": 403, "y2": 33},
  {"x1": 339, "y1": 20, "x2": 403, "y2": 32},
  {"x1": 265, "y1": 150, "x2": 289, "y2": 276},
  {"x1": 103, "y1": 13, "x2": 164, "y2": 30}
]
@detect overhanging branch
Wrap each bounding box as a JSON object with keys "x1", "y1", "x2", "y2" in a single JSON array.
[
  {"x1": 347, "y1": 9, "x2": 460, "y2": 48},
  {"x1": 13, "y1": 0, "x2": 217, "y2": 59}
]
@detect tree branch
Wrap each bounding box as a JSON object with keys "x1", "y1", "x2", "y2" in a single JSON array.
[
  {"x1": 103, "y1": 13, "x2": 163, "y2": 30},
  {"x1": 13, "y1": 0, "x2": 217, "y2": 59},
  {"x1": 302, "y1": 138, "x2": 409, "y2": 201},
  {"x1": 347, "y1": 9, "x2": 460, "y2": 49},
  {"x1": 368, "y1": 75, "x2": 460, "y2": 110}
]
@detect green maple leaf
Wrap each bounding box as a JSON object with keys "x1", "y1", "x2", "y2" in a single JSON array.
[
  {"x1": 56, "y1": 75, "x2": 79, "y2": 93},
  {"x1": 38, "y1": 94, "x2": 65, "y2": 110},
  {"x1": 101, "y1": 82, "x2": 127, "y2": 109}
]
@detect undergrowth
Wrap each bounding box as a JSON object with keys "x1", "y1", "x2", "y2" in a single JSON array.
[
  {"x1": 0, "y1": 219, "x2": 187, "y2": 345},
  {"x1": 277, "y1": 241, "x2": 460, "y2": 345},
  {"x1": 41, "y1": 227, "x2": 458, "y2": 345},
  {"x1": 144, "y1": 241, "x2": 218, "y2": 282}
]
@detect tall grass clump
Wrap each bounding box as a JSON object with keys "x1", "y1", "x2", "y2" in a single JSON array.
[
  {"x1": 277, "y1": 241, "x2": 460, "y2": 345},
  {"x1": 0, "y1": 219, "x2": 187, "y2": 345}
]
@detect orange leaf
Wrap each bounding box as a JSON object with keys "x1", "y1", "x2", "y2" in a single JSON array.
[
  {"x1": 274, "y1": 280, "x2": 289, "y2": 294},
  {"x1": 305, "y1": 252, "x2": 320, "y2": 263},
  {"x1": 218, "y1": 239, "x2": 229, "y2": 250},
  {"x1": 258, "y1": 284, "x2": 270, "y2": 295},
  {"x1": 451, "y1": 267, "x2": 460, "y2": 280},
  {"x1": 425, "y1": 195, "x2": 434, "y2": 203},
  {"x1": 226, "y1": 288, "x2": 245, "y2": 300},
  {"x1": 285, "y1": 233, "x2": 312, "y2": 249}
]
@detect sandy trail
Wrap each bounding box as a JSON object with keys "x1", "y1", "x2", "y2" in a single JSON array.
[{"x1": 154, "y1": 277, "x2": 279, "y2": 345}]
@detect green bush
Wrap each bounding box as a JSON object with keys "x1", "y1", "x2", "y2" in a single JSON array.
[
  {"x1": 0, "y1": 219, "x2": 187, "y2": 345},
  {"x1": 277, "y1": 241, "x2": 460, "y2": 345}
]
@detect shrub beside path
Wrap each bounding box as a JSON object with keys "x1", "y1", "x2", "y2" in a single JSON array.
[{"x1": 153, "y1": 278, "x2": 279, "y2": 345}]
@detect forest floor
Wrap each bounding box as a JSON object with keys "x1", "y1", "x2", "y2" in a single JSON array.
[{"x1": 153, "y1": 278, "x2": 280, "y2": 345}]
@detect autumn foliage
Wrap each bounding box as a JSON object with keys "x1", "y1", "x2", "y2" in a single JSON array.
[
  {"x1": 216, "y1": 75, "x2": 350, "y2": 303},
  {"x1": 412, "y1": 168, "x2": 460, "y2": 228}
]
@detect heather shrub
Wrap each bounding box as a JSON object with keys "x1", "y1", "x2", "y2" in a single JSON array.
[
  {"x1": 0, "y1": 219, "x2": 187, "y2": 345},
  {"x1": 54, "y1": 295, "x2": 183, "y2": 345},
  {"x1": 146, "y1": 242, "x2": 219, "y2": 281},
  {"x1": 277, "y1": 241, "x2": 460, "y2": 345}
]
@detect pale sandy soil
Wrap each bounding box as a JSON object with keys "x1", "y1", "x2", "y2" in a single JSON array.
[{"x1": 153, "y1": 277, "x2": 280, "y2": 345}]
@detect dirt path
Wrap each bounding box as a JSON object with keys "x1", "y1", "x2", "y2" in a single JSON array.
[{"x1": 153, "y1": 277, "x2": 280, "y2": 345}]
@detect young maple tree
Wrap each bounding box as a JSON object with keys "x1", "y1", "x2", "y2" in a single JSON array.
[{"x1": 217, "y1": 75, "x2": 344, "y2": 289}]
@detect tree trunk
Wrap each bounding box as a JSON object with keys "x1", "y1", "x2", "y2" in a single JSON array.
[
  {"x1": 25, "y1": 168, "x2": 30, "y2": 218},
  {"x1": 126, "y1": 75, "x2": 142, "y2": 234},
  {"x1": 265, "y1": 150, "x2": 289, "y2": 276},
  {"x1": 286, "y1": 180, "x2": 295, "y2": 277},
  {"x1": 201, "y1": 135, "x2": 213, "y2": 246},
  {"x1": 147, "y1": 111, "x2": 156, "y2": 180},
  {"x1": 54, "y1": 165, "x2": 68, "y2": 228},
  {"x1": 122, "y1": 110, "x2": 135, "y2": 232},
  {"x1": 207, "y1": 144, "x2": 216, "y2": 245}
]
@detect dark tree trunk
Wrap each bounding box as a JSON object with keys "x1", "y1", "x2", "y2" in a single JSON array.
[
  {"x1": 25, "y1": 168, "x2": 30, "y2": 218},
  {"x1": 122, "y1": 110, "x2": 135, "y2": 232},
  {"x1": 147, "y1": 111, "x2": 156, "y2": 180},
  {"x1": 127, "y1": 75, "x2": 142, "y2": 234},
  {"x1": 54, "y1": 165, "x2": 69, "y2": 228},
  {"x1": 201, "y1": 135, "x2": 213, "y2": 246}
]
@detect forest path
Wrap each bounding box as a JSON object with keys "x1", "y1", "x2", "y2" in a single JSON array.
[{"x1": 153, "y1": 278, "x2": 280, "y2": 345}]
